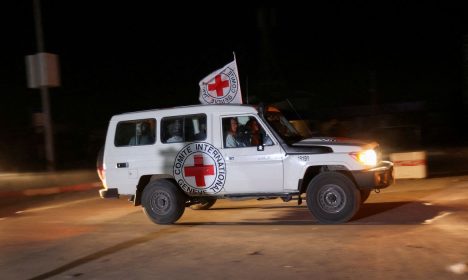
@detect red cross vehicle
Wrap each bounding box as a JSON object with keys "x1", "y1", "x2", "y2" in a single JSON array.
[{"x1": 98, "y1": 104, "x2": 394, "y2": 225}]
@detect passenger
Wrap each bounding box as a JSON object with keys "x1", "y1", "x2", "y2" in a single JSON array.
[
  {"x1": 225, "y1": 118, "x2": 245, "y2": 148},
  {"x1": 166, "y1": 119, "x2": 183, "y2": 143},
  {"x1": 247, "y1": 118, "x2": 261, "y2": 146},
  {"x1": 194, "y1": 122, "x2": 207, "y2": 141},
  {"x1": 129, "y1": 122, "x2": 154, "y2": 145},
  {"x1": 246, "y1": 118, "x2": 273, "y2": 146}
]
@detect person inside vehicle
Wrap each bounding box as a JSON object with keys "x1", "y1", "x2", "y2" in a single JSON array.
[
  {"x1": 166, "y1": 119, "x2": 183, "y2": 143},
  {"x1": 246, "y1": 118, "x2": 261, "y2": 146},
  {"x1": 129, "y1": 121, "x2": 154, "y2": 145},
  {"x1": 246, "y1": 118, "x2": 273, "y2": 146},
  {"x1": 194, "y1": 122, "x2": 207, "y2": 141},
  {"x1": 225, "y1": 117, "x2": 246, "y2": 148}
]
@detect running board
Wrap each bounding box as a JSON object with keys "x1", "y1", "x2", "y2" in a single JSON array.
[{"x1": 224, "y1": 192, "x2": 302, "y2": 205}]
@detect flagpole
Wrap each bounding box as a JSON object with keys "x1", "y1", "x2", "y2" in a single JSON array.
[{"x1": 232, "y1": 51, "x2": 245, "y2": 104}]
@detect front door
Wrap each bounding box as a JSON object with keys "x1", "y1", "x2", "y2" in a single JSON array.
[{"x1": 220, "y1": 115, "x2": 284, "y2": 193}]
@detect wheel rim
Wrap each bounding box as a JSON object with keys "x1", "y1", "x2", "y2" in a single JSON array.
[
  {"x1": 150, "y1": 191, "x2": 171, "y2": 215},
  {"x1": 317, "y1": 184, "x2": 346, "y2": 213}
]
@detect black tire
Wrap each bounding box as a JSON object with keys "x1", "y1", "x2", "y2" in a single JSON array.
[
  {"x1": 306, "y1": 172, "x2": 360, "y2": 224},
  {"x1": 360, "y1": 190, "x2": 371, "y2": 204},
  {"x1": 142, "y1": 180, "x2": 186, "y2": 225},
  {"x1": 190, "y1": 198, "x2": 217, "y2": 210}
]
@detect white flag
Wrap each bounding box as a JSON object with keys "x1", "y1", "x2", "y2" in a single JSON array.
[{"x1": 199, "y1": 59, "x2": 243, "y2": 104}]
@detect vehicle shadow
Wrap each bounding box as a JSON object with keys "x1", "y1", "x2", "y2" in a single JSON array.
[
  {"x1": 179, "y1": 201, "x2": 456, "y2": 226},
  {"x1": 351, "y1": 201, "x2": 454, "y2": 225}
]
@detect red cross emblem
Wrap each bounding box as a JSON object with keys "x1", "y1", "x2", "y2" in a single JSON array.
[
  {"x1": 208, "y1": 74, "x2": 229, "y2": 97},
  {"x1": 184, "y1": 154, "x2": 215, "y2": 187}
]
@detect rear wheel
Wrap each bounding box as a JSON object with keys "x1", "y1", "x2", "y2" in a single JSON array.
[
  {"x1": 142, "y1": 180, "x2": 186, "y2": 225},
  {"x1": 190, "y1": 198, "x2": 217, "y2": 210},
  {"x1": 306, "y1": 172, "x2": 360, "y2": 224}
]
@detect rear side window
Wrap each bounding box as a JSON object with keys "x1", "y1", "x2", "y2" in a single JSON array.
[
  {"x1": 114, "y1": 119, "x2": 156, "y2": 147},
  {"x1": 161, "y1": 114, "x2": 206, "y2": 143}
]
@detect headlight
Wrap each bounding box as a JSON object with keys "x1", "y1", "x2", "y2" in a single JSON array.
[{"x1": 350, "y1": 149, "x2": 377, "y2": 166}]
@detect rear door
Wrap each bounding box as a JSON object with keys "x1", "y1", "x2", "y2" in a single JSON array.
[{"x1": 105, "y1": 118, "x2": 157, "y2": 194}]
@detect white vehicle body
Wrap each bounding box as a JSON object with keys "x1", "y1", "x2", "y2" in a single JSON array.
[{"x1": 99, "y1": 104, "x2": 393, "y2": 224}]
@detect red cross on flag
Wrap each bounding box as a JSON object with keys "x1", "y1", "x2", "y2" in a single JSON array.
[{"x1": 199, "y1": 58, "x2": 243, "y2": 104}]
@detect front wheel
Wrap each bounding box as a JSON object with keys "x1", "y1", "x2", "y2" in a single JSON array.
[
  {"x1": 306, "y1": 172, "x2": 360, "y2": 224},
  {"x1": 142, "y1": 180, "x2": 186, "y2": 225}
]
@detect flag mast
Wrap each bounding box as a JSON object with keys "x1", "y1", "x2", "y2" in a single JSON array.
[{"x1": 233, "y1": 51, "x2": 248, "y2": 104}]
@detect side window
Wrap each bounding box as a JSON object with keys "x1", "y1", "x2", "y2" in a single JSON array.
[
  {"x1": 114, "y1": 119, "x2": 156, "y2": 147},
  {"x1": 161, "y1": 114, "x2": 207, "y2": 143},
  {"x1": 222, "y1": 116, "x2": 273, "y2": 148}
]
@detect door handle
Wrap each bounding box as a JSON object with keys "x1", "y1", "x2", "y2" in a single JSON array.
[{"x1": 117, "y1": 162, "x2": 128, "y2": 168}]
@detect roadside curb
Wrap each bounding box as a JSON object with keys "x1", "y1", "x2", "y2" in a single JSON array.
[{"x1": 0, "y1": 182, "x2": 102, "y2": 198}]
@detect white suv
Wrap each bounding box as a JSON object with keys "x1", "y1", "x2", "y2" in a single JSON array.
[{"x1": 98, "y1": 104, "x2": 393, "y2": 224}]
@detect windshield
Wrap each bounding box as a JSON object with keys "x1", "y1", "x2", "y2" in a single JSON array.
[{"x1": 264, "y1": 108, "x2": 304, "y2": 143}]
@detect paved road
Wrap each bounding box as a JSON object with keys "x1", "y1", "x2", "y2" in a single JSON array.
[{"x1": 1, "y1": 176, "x2": 467, "y2": 279}]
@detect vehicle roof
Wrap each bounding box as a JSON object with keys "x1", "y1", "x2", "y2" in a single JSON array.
[{"x1": 110, "y1": 104, "x2": 259, "y2": 121}]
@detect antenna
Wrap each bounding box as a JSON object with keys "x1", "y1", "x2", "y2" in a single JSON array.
[
  {"x1": 286, "y1": 99, "x2": 302, "y2": 120},
  {"x1": 246, "y1": 75, "x2": 249, "y2": 104}
]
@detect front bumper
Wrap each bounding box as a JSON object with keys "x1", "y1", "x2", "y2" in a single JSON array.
[
  {"x1": 99, "y1": 188, "x2": 120, "y2": 199},
  {"x1": 352, "y1": 161, "x2": 394, "y2": 190}
]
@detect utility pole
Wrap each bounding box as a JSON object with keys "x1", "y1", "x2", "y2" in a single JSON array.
[{"x1": 33, "y1": 0, "x2": 55, "y2": 171}]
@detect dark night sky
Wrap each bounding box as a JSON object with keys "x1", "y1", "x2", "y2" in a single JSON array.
[{"x1": 0, "y1": 2, "x2": 467, "y2": 169}]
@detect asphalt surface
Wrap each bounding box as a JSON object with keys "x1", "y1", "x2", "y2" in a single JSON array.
[
  {"x1": 1, "y1": 175, "x2": 468, "y2": 279},
  {"x1": 0, "y1": 170, "x2": 100, "y2": 199}
]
